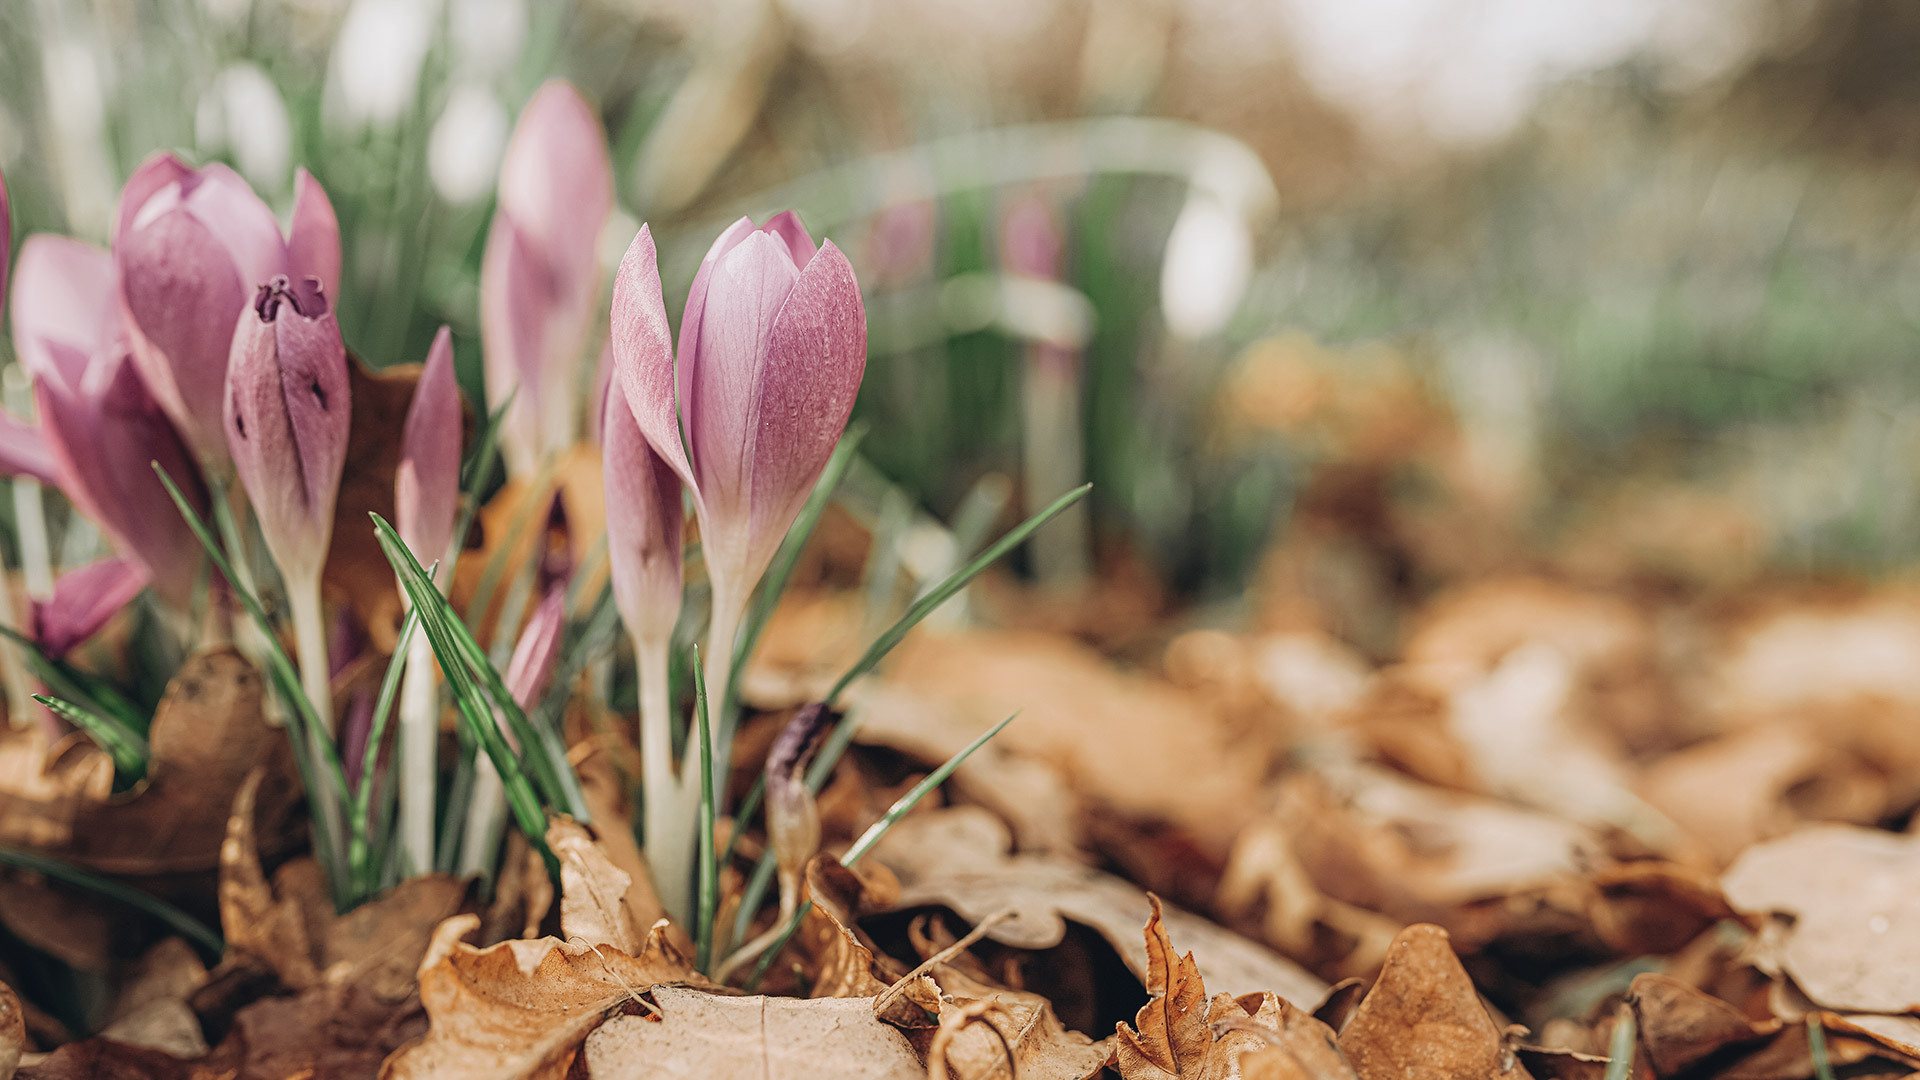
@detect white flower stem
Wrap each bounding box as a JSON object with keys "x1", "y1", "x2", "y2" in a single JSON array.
[
  {"x1": 458, "y1": 745, "x2": 508, "y2": 880},
  {"x1": 286, "y1": 571, "x2": 334, "y2": 734},
  {"x1": 637, "y1": 634, "x2": 690, "y2": 922},
  {"x1": 396, "y1": 627, "x2": 438, "y2": 876},
  {"x1": 682, "y1": 585, "x2": 743, "y2": 797}
]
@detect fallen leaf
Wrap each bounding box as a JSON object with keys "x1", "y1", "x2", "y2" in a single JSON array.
[
  {"x1": 874, "y1": 807, "x2": 1325, "y2": 1006},
  {"x1": 96, "y1": 939, "x2": 209, "y2": 1059},
  {"x1": 582, "y1": 986, "x2": 925, "y2": 1079},
  {"x1": 1722, "y1": 824, "x2": 1920, "y2": 1013},
  {"x1": 1337, "y1": 924, "x2": 1530, "y2": 1080},
  {"x1": 551, "y1": 815, "x2": 645, "y2": 953},
  {"x1": 1640, "y1": 726, "x2": 1882, "y2": 866},
  {"x1": 380, "y1": 912, "x2": 700, "y2": 1079},
  {"x1": 0, "y1": 982, "x2": 22, "y2": 1079}
]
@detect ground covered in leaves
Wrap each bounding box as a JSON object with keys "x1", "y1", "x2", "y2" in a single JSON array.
[{"x1": 1, "y1": 353, "x2": 1918, "y2": 1079}]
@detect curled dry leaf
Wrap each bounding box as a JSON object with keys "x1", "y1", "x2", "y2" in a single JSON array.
[
  {"x1": 874, "y1": 807, "x2": 1325, "y2": 1006},
  {"x1": 1113, "y1": 895, "x2": 1352, "y2": 1080},
  {"x1": 583, "y1": 987, "x2": 924, "y2": 1080},
  {"x1": 0, "y1": 982, "x2": 22, "y2": 1080},
  {"x1": 95, "y1": 938, "x2": 210, "y2": 1059},
  {"x1": 1336, "y1": 924, "x2": 1530, "y2": 1080},
  {"x1": 0, "y1": 730, "x2": 109, "y2": 850},
  {"x1": 1625, "y1": 973, "x2": 1920, "y2": 1080},
  {"x1": 381, "y1": 913, "x2": 701, "y2": 1079},
  {"x1": 551, "y1": 815, "x2": 645, "y2": 953},
  {"x1": 1722, "y1": 824, "x2": 1920, "y2": 1013}
]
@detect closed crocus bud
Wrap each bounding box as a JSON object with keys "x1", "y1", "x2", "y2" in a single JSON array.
[
  {"x1": 225, "y1": 275, "x2": 351, "y2": 585},
  {"x1": 12, "y1": 236, "x2": 207, "y2": 607},
  {"x1": 481, "y1": 80, "x2": 612, "y2": 477},
  {"x1": 31, "y1": 557, "x2": 150, "y2": 660},
  {"x1": 397, "y1": 326, "x2": 462, "y2": 573},
  {"x1": 116, "y1": 155, "x2": 341, "y2": 467},
  {"x1": 505, "y1": 585, "x2": 567, "y2": 709},
  {"x1": 602, "y1": 388, "x2": 682, "y2": 650}
]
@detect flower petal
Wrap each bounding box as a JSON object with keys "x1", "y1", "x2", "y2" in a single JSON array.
[
  {"x1": 0, "y1": 417, "x2": 56, "y2": 485},
  {"x1": 673, "y1": 216, "x2": 755, "y2": 450},
  {"x1": 761, "y1": 210, "x2": 818, "y2": 269},
  {"x1": 504, "y1": 585, "x2": 567, "y2": 709},
  {"x1": 179, "y1": 162, "x2": 288, "y2": 291},
  {"x1": 397, "y1": 326, "x2": 463, "y2": 567},
  {"x1": 112, "y1": 152, "x2": 193, "y2": 252},
  {"x1": 10, "y1": 235, "x2": 117, "y2": 392},
  {"x1": 287, "y1": 168, "x2": 343, "y2": 301},
  {"x1": 497, "y1": 80, "x2": 612, "y2": 268},
  {"x1": 611, "y1": 226, "x2": 696, "y2": 495},
  {"x1": 603, "y1": 386, "x2": 683, "y2": 646},
  {"x1": 32, "y1": 557, "x2": 150, "y2": 660},
  {"x1": 747, "y1": 239, "x2": 866, "y2": 564}
]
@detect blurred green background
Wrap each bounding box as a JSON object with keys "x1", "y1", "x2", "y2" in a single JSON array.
[{"x1": 5, "y1": 0, "x2": 1919, "y2": 611}]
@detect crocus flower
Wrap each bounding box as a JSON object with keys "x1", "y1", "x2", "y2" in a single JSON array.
[
  {"x1": 31, "y1": 557, "x2": 150, "y2": 660},
  {"x1": 481, "y1": 80, "x2": 612, "y2": 477},
  {"x1": 611, "y1": 215, "x2": 865, "y2": 718},
  {"x1": 115, "y1": 155, "x2": 340, "y2": 468},
  {"x1": 10, "y1": 236, "x2": 207, "y2": 607},
  {"x1": 224, "y1": 275, "x2": 351, "y2": 587},
  {"x1": 397, "y1": 326, "x2": 462, "y2": 572},
  {"x1": 505, "y1": 585, "x2": 566, "y2": 709},
  {"x1": 602, "y1": 389, "x2": 683, "y2": 655}
]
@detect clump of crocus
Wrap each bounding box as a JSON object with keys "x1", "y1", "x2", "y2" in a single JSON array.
[
  {"x1": 393, "y1": 326, "x2": 462, "y2": 873},
  {"x1": 225, "y1": 273, "x2": 351, "y2": 730},
  {"x1": 11, "y1": 236, "x2": 208, "y2": 611},
  {"x1": 602, "y1": 348, "x2": 687, "y2": 914},
  {"x1": 612, "y1": 212, "x2": 867, "y2": 803},
  {"x1": 481, "y1": 80, "x2": 613, "y2": 477},
  {"x1": 115, "y1": 156, "x2": 340, "y2": 469}
]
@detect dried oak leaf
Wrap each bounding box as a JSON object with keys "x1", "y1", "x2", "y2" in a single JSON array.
[
  {"x1": 380, "y1": 912, "x2": 700, "y2": 1079},
  {"x1": 1114, "y1": 895, "x2": 1351, "y2": 1080},
  {"x1": 1336, "y1": 924, "x2": 1531, "y2": 1080},
  {"x1": 1626, "y1": 974, "x2": 1920, "y2": 1080},
  {"x1": 875, "y1": 807, "x2": 1325, "y2": 1006},
  {"x1": 1721, "y1": 824, "x2": 1920, "y2": 1013},
  {"x1": 909, "y1": 960, "x2": 1112, "y2": 1080},
  {"x1": 583, "y1": 987, "x2": 923, "y2": 1079}
]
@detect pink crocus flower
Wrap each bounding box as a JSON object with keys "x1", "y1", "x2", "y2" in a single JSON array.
[
  {"x1": 396, "y1": 326, "x2": 463, "y2": 571},
  {"x1": 114, "y1": 154, "x2": 340, "y2": 468},
  {"x1": 31, "y1": 557, "x2": 149, "y2": 660},
  {"x1": 9, "y1": 236, "x2": 208, "y2": 608},
  {"x1": 602, "y1": 388, "x2": 683, "y2": 662},
  {"x1": 224, "y1": 275, "x2": 351, "y2": 589},
  {"x1": 611, "y1": 216, "x2": 866, "y2": 719},
  {"x1": 480, "y1": 80, "x2": 613, "y2": 477}
]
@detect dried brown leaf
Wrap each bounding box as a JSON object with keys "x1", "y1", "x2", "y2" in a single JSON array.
[
  {"x1": 581, "y1": 986, "x2": 925, "y2": 1079},
  {"x1": 876, "y1": 807, "x2": 1325, "y2": 1006},
  {"x1": 1336, "y1": 924, "x2": 1530, "y2": 1080},
  {"x1": 0, "y1": 982, "x2": 23, "y2": 1080},
  {"x1": 380, "y1": 912, "x2": 700, "y2": 1079}
]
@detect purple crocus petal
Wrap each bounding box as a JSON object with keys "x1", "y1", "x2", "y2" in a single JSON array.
[
  {"x1": 10, "y1": 235, "x2": 116, "y2": 392},
  {"x1": 497, "y1": 81, "x2": 613, "y2": 264},
  {"x1": 0, "y1": 163, "x2": 9, "y2": 321},
  {"x1": 745, "y1": 239, "x2": 867, "y2": 572},
  {"x1": 588, "y1": 339, "x2": 613, "y2": 447},
  {"x1": 177, "y1": 162, "x2": 289, "y2": 292},
  {"x1": 504, "y1": 585, "x2": 566, "y2": 709},
  {"x1": 287, "y1": 169, "x2": 343, "y2": 302},
  {"x1": 39, "y1": 354, "x2": 208, "y2": 608},
  {"x1": 397, "y1": 326, "x2": 462, "y2": 567},
  {"x1": 118, "y1": 205, "x2": 250, "y2": 466},
  {"x1": 225, "y1": 278, "x2": 351, "y2": 582},
  {"x1": 684, "y1": 231, "x2": 802, "y2": 543},
  {"x1": 761, "y1": 211, "x2": 818, "y2": 269},
  {"x1": 32, "y1": 557, "x2": 150, "y2": 660},
  {"x1": 0, "y1": 418, "x2": 57, "y2": 485},
  {"x1": 611, "y1": 226, "x2": 696, "y2": 496},
  {"x1": 479, "y1": 217, "x2": 559, "y2": 472},
  {"x1": 603, "y1": 387, "x2": 683, "y2": 646},
  {"x1": 111, "y1": 152, "x2": 194, "y2": 252},
  {"x1": 1000, "y1": 194, "x2": 1063, "y2": 280},
  {"x1": 672, "y1": 216, "x2": 756, "y2": 448}
]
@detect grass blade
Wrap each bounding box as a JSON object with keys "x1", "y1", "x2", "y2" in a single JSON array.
[
  {"x1": 692, "y1": 647, "x2": 717, "y2": 973},
  {"x1": 34, "y1": 694, "x2": 149, "y2": 781},
  {"x1": 348, "y1": 606, "x2": 421, "y2": 892},
  {"x1": 742, "y1": 714, "x2": 1015, "y2": 990},
  {"x1": 1808, "y1": 1016, "x2": 1835, "y2": 1080},
  {"x1": 0, "y1": 845, "x2": 222, "y2": 961},
  {"x1": 1604, "y1": 1004, "x2": 1636, "y2": 1080},
  {"x1": 0, "y1": 625, "x2": 148, "y2": 737},
  {"x1": 373, "y1": 514, "x2": 558, "y2": 876}
]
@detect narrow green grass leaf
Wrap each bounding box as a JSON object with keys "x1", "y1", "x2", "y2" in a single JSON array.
[
  {"x1": 374, "y1": 514, "x2": 558, "y2": 877},
  {"x1": 0, "y1": 845, "x2": 222, "y2": 961},
  {"x1": 0, "y1": 625, "x2": 147, "y2": 737},
  {"x1": 34, "y1": 694, "x2": 148, "y2": 781},
  {"x1": 743, "y1": 714, "x2": 1015, "y2": 991},
  {"x1": 348, "y1": 606, "x2": 421, "y2": 892},
  {"x1": 692, "y1": 647, "x2": 717, "y2": 974}
]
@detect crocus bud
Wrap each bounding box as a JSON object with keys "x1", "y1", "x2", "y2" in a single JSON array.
[
  {"x1": 505, "y1": 585, "x2": 566, "y2": 709},
  {"x1": 602, "y1": 388, "x2": 683, "y2": 650},
  {"x1": 115, "y1": 155, "x2": 341, "y2": 467},
  {"x1": 224, "y1": 275, "x2": 351, "y2": 585},
  {"x1": 481, "y1": 80, "x2": 612, "y2": 477},
  {"x1": 397, "y1": 326, "x2": 462, "y2": 573},
  {"x1": 11, "y1": 236, "x2": 207, "y2": 607},
  {"x1": 611, "y1": 213, "x2": 866, "y2": 616},
  {"x1": 31, "y1": 557, "x2": 149, "y2": 660},
  {"x1": 765, "y1": 703, "x2": 834, "y2": 883}
]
